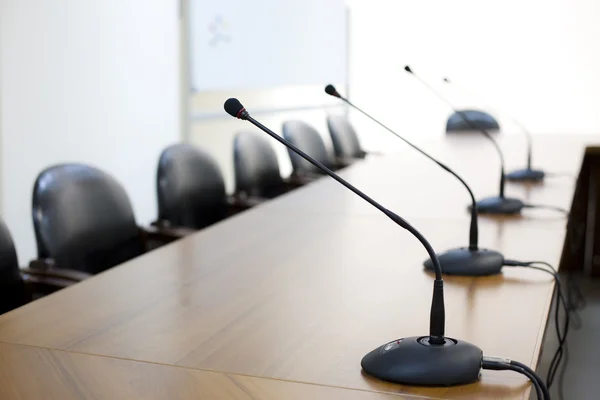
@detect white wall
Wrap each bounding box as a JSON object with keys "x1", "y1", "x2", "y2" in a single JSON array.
[
  {"x1": 188, "y1": 0, "x2": 347, "y2": 91},
  {"x1": 190, "y1": 0, "x2": 600, "y2": 192},
  {"x1": 2, "y1": 0, "x2": 599, "y2": 261},
  {"x1": 186, "y1": 0, "x2": 349, "y2": 194},
  {"x1": 0, "y1": 21, "x2": 3, "y2": 217},
  {"x1": 346, "y1": 0, "x2": 600, "y2": 152},
  {"x1": 0, "y1": 0, "x2": 181, "y2": 262}
]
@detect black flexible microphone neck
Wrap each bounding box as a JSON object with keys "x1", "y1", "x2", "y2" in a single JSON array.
[
  {"x1": 406, "y1": 67, "x2": 506, "y2": 198},
  {"x1": 478, "y1": 129, "x2": 506, "y2": 198},
  {"x1": 443, "y1": 77, "x2": 533, "y2": 170},
  {"x1": 325, "y1": 85, "x2": 478, "y2": 250},
  {"x1": 225, "y1": 97, "x2": 446, "y2": 344},
  {"x1": 513, "y1": 120, "x2": 533, "y2": 170}
]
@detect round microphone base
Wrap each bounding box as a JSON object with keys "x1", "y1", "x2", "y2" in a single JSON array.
[
  {"x1": 506, "y1": 168, "x2": 545, "y2": 182},
  {"x1": 361, "y1": 336, "x2": 482, "y2": 386},
  {"x1": 471, "y1": 196, "x2": 524, "y2": 215},
  {"x1": 424, "y1": 248, "x2": 504, "y2": 276}
]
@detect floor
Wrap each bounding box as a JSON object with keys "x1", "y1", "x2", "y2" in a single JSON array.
[{"x1": 535, "y1": 273, "x2": 600, "y2": 400}]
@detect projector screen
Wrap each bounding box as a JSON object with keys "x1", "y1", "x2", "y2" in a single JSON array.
[{"x1": 189, "y1": 0, "x2": 348, "y2": 92}]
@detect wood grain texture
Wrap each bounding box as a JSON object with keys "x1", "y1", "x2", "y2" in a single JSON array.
[
  {"x1": 0, "y1": 342, "x2": 417, "y2": 400},
  {"x1": 264, "y1": 134, "x2": 590, "y2": 222},
  {"x1": 0, "y1": 133, "x2": 593, "y2": 399},
  {"x1": 0, "y1": 215, "x2": 563, "y2": 399}
]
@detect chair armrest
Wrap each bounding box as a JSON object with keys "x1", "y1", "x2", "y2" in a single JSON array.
[
  {"x1": 227, "y1": 194, "x2": 266, "y2": 209},
  {"x1": 141, "y1": 224, "x2": 195, "y2": 244},
  {"x1": 335, "y1": 157, "x2": 356, "y2": 168},
  {"x1": 21, "y1": 273, "x2": 77, "y2": 296},
  {"x1": 27, "y1": 259, "x2": 91, "y2": 282},
  {"x1": 283, "y1": 176, "x2": 307, "y2": 189},
  {"x1": 225, "y1": 195, "x2": 261, "y2": 217},
  {"x1": 284, "y1": 172, "x2": 322, "y2": 188}
]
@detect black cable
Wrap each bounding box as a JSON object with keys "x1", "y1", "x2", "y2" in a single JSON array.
[
  {"x1": 556, "y1": 342, "x2": 569, "y2": 400},
  {"x1": 505, "y1": 260, "x2": 586, "y2": 397},
  {"x1": 525, "y1": 265, "x2": 568, "y2": 388},
  {"x1": 526, "y1": 262, "x2": 585, "y2": 313},
  {"x1": 510, "y1": 365, "x2": 544, "y2": 399},
  {"x1": 534, "y1": 258, "x2": 585, "y2": 326},
  {"x1": 526, "y1": 260, "x2": 558, "y2": 275},
  {"x1": 511, "y1": 360, "x2": 552, "y2": 400},
  {"x1": 504, "y1": 260, "x2": 570, "y2": 389},
  {"x1": 549, "y1": 287, "x2": 567, "y2": 387},
  {"x1": 522, "y1": 203, "x2": 570, "y2": 216},
  {"x1": 482, "y1": 356, "x2": 549, "y2": 399}
]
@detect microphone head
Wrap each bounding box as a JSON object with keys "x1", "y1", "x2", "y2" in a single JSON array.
[
  {"x1": 324, "y1": 84, "x2": 341, "y2": 98},
  {"x1": 404, "y1": 65, "x2": 413, "y2": 74},
  {"x1": 224, "y1": 98, "x2": 245, "y2": 119}
]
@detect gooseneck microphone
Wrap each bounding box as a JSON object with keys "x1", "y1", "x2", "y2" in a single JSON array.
[
  {"x1": 404, "y1": 66, "x2": 524, "y2": 215},
  {"x1": 443, "y1": 77, "x2": 545, "y2": 182},
  {"x1": 224, "y1": 97, "x2": 483, "y2": 386},
  {"x1": 324, "y1": 84, "x2": 503, "y2": 276}
]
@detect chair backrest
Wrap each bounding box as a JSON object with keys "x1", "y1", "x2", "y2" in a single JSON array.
[
  {"x1": 157, "y1": 144, "x2": 228, "y2": 230},
  {"x1": 0, "y1": 218, "x2": 27, "y2": 315},
  {"x1": 32, "y1": 163, "x2": 144, "y2": 274},
  {"x1": 282, "y1": 120, "x2": 332, "y2": 174},
  {"x1": 327, "y1": 115, "x2": 365, "y2": 159},
  {"x1": 234, "y1": 131, "x2": 286, "y2": 198},
  {"x1": 446, "y1": 110, "x2": 500, "y2": 132}
]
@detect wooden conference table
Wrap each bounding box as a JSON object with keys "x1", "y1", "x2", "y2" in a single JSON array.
[{"x1": 0, "y1": 134, "x2": 596, "y2": 399}]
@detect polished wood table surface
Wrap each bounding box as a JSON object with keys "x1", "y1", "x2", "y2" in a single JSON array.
[
  {"x1": 0, "y1": 342, "x2": 418, "y2": 400},
  {"x1": 266, "y1": 133, "x2": 586, "y2": 224},
  {"x1": 0, "y1": 133, "x2": 594, "y2": 399}
]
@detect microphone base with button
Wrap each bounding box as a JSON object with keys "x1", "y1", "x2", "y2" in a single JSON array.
[
  {"x1": 226, "y1": 97, "x2": 483, "y2": 387},
  {"x1": 472, "y1": 196, "x2": 524, "y2": 215},
  {"x1": 506, "y1": 168, "x2": 545, "y2": 182},
  {"x1": 424, "y1": 248, "x2": 504, "y2": 276},
  {"x1": 361, "y1": 336, "x2": 482, "y2": 386}
]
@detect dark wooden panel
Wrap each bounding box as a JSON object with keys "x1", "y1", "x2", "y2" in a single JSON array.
[{"x1": 561, "y1": 146, "x2": 600, "y2": 275}]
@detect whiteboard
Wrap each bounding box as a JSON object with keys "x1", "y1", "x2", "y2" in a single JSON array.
[{"x1": 189, "y1": 0, "x2": 347, "y2": 92}]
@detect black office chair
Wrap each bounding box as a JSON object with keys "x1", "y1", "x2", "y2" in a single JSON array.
[
  {"x1": 282, "y1": 120, "x2": 341, "y2": 179},
  {"x1": 156, "y1": 144, "x2": 253, "y2": 231},
  {"x1": 233, "y1": 131, "x2": 290, "y2": 199},
  {"x1": 326, "y1": 115, "x2": 367, "y2": 161},
  {"x1": 32, "y1": 163, "x2": 178, "y2": 276},
  {"x1": 0, "y1": 219, "x2": 29, "y2": 314},
  {"x1": 0, "y1": 217, "x2": 79, "y2": 314}
]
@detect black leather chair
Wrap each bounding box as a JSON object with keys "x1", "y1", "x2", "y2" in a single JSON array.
[
  {"x1": 282, "y1": 120, "x2": 342, "y2": 178},
  {"x1": 0, "y1": 219, "x2": 29, "y2": 314},
  {"x1": 326, "y1": 115, "x2": 367, "y2": 161},
  {"x1": 233, "y1": 131, "x2": 291, "y2": 199},
  {"x1": 0, "y1": 218, "x2": 78, "y2": 314},
  {"x1": 32, "y1": 163, "x2": 179, "y2": 276},
  {"x1": 156, "y1": 144, "x2": 252, "y2": 231}
]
